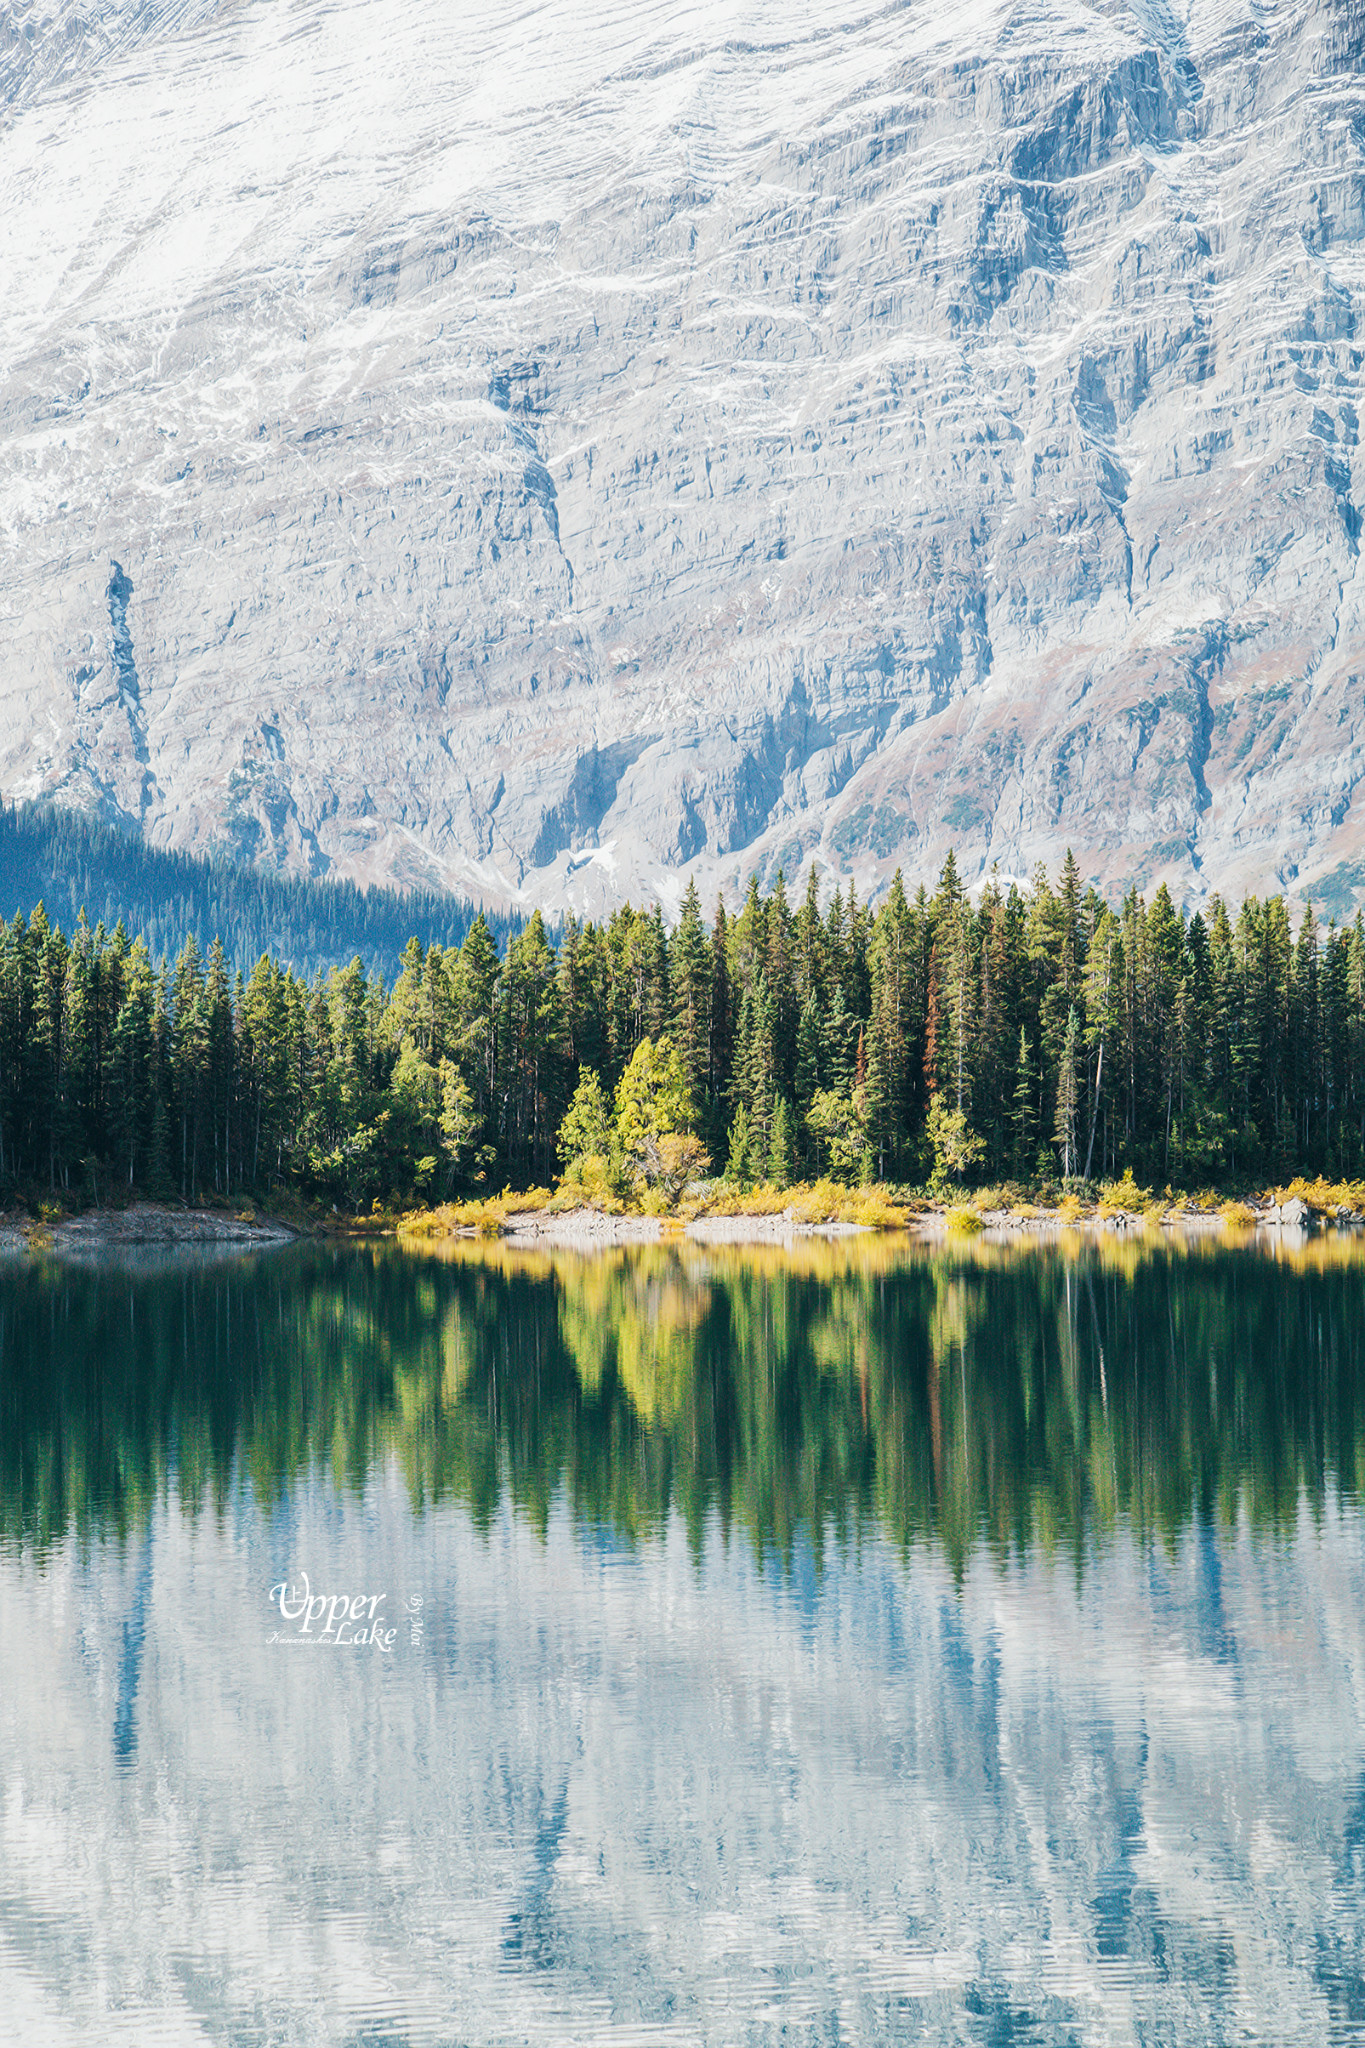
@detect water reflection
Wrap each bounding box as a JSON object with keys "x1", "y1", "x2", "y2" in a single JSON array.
[
  {"x1": 0, "y1": 1238, "x2": 1363, "y2": 2044},
  {"x1": 3, "y1": 1234, "x2": 1364, "y2": 1566}
]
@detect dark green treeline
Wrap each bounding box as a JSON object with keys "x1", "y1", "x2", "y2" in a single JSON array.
[
  {"x1": 0, "y1": 800, "x2": 514, "y2": 983},
  {"x1": 4, "y1": 852, "x2": 1365, "y2": 1206},
  {"x1": 4, "y1": 1240, "x2": 1363, "y2": 1563}
]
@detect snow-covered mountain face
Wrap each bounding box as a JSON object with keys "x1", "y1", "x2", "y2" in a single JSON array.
[{"x1": 2, "y1": 0, "x2": 1364, "y2": 916}]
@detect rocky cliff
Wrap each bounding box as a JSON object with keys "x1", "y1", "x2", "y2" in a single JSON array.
[{"x1": 3, "y1": 0, "x2": 1365, "y2": 916}]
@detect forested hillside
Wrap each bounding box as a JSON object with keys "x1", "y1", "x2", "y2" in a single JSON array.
[
  {"x1": 0, "y1": 804, "x2": 510, "y2": 981},
  {"x1": 1, "y1": 854, "x2": 1362, "y2": 1209}
]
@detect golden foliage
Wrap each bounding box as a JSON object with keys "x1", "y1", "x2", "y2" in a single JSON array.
[
  {"x1": 1269, "y1": 1176, "x2": 1365, "y2": 1217},
  {"x1": 1096, "y1": 1170, "x2": 1156, "y2": 1217},
  {"x1": 691, "y1": 1178, "x2": 908, "y2": 1228},
  {"x1": 396, "y1": 1187, "x2": 554, "y2": 1239}
]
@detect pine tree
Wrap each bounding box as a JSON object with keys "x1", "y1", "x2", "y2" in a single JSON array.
[
  {"x1": 768, "y1": 1096, "x2": 794, "y2": 1190},
  {"x1": 1347, "y1": 912, "x2": 1365, "y2": 1169},
  {"x1": 556, "y1": 915, "x2": 586, "y2": 1070},
  {"x1": 444, "y1": 913, "x2": 501, "y2": 1180},
  {"x1": 1011, "y1": 1028, "x2": 1036, "y2": 1179},
  {"x1": 725, "y1": 1102, "x2": 754, "y2": 1188},
  {"x1": 26, "y1": 908, "x2": 65, "y2": 1188},
  {"x1": 501, "y1": 912, "x2": 567, "y2": 1184},
  {"x1": 670, "y1": 880, "x2": 712, "y2": 1119},
  {"x1": 204, "y1": 938, "x2": 234, "y2": 1195},
  {"x1": 1321, "y1": 920, "x2": 1351, "y2": 1171},
  {"x1": 109, "y1": 942, "x2": 155, "y2": 1188},
  {"x1": 731, "y1": 874, "x2": 767, "y2": 998},
  {"x1": 764, "y1": 872, "x2": 797, "y2": 1102},
  {"x1": 824, "y1": 982, "x2": 856, "y2": 1094},
  {"x1": 864, "y1": 973, "x2": 906, "y2": 1179},
  {"x1": 62, "y1": 913, "x2": 98, "y2": 1183},
  {"x1": 1080, "y1": 911, "x2": 1121, "y2": 1182},
  {"x1": 1058, "y1": 849, "x2": 1083, "y2": 1000},
  {"x1": 737, "y1": 976, "x2": 777, "y2": 1166},
  {"x1": 795, "y1": 992, "x2": 822, "y2": 1110},
  {"x1": 148, "y1": 968, "x2": 175, "y2": 1197},
  {"x1": 1054, "y1": 1005, "x2": 1080, "y2": 1180},
  {"x1": 930, "y1": 896, "x2": 977, "y2": 1120},
  {"x1": 0, "y1": 917, "x2": 21, "y2": 1185},
  {"x1": 1290, "y1": 903, "x2": 1321, "y2": 1163},
  {"x1": 824, "y1": 885, "x2": 847, "y2": 1006},
  {"x1": 171, "y1": 936, "x2": 209, "y2": 1197},
  {"x1": 620, "y1": 904, "x2": 668, "y2": 1047},
  {"x1": 794, "y1": 865, "x2": 825, "y2": 1008},
  {"x1": 1146, "y1": 882, "x2": 1187, "y2": 1175},
  {"x1": 968, "y1": 875, "x2": 1009, "y2": 1172},
  {"x1": 708, "y1": 897, "x2": 733, "y2": 1143},
  {"x1": 240, "y1": 955, "x2": 291, "y2": 1186},
  {"x1": 843, "y1": 880, "x2": 872, "y2": 1022},
  {"x1": 387, "y1": 937, "x2": 428, "y2": 1051},
  {"x1": 1206, "y1": 895, "x2": 1241, "y2": 1171}
]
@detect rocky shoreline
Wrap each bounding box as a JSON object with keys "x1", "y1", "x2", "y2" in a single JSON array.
[
  {"x1": 491, "y1": 1205, "x2": 1218, "y2": 1249},
  {"x1": 0, "y1": 1194, "x2": 1355, "y2": 1259},
  {"x1": 499, "y1": 1208, "x2": 870, "y2": 1248},
  {"x1": 477, "y1": 1196, "x2": 1362, "y2": 1249},
  {"x1": 0, "y1": 1204, "x2": 298, "y2": 1255}
]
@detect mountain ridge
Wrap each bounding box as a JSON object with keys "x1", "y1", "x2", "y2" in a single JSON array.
[{"x1": 2, "y1": 0, "x2": 1364, "y2": 914}]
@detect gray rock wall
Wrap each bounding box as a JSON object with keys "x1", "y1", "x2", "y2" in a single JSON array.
[{"x1": 2, "y1": 0, "x2": 1365, "y2": 916}]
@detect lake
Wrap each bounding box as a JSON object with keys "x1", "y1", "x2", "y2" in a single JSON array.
[{"x1": 1, "y1": 1232, "x2": 1362, "y2": 2045}]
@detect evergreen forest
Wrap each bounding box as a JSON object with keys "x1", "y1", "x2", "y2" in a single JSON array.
[{"x1": 3, "y1": 851, "x2": 1365, "y2": 1210}]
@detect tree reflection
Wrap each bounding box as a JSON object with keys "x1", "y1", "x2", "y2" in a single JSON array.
[{"x1": 2, "y1": 1235, "x2": 1363, "y2": 1566}]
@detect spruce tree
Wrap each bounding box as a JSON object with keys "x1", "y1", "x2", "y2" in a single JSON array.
[
  {"x1": 865, "y1": 974, "x2": 907, "y2": 1179},
  {"x1": 109, "y1": 944, "x2": 155, "y2": 1188},
  {"x1": 794, "y1": 865, "x2": 825, "y2": 1008},
  {"x1": 731, "y1": 874, "x2": 767, "y2": 997},
  {"x1": 501, "y1": 912, "x2": 567, "y2": 1184},
  {"x1": 455, "y1": 913, "x2": 502, "y2": 1128},
  {"x1": 205, "y1": 938, "x2": 234, "y2": 1195},
  {"x1": 1054, "y1": 1006, "x2": 1080, "y2": 1180},
  {"x1": 708, "y1": 898, "x2": 734, "y2": 1142},
  {"x1": 670, "y1": 880, "x2": 712, "y2": 1119},
  {"x1": 824, "y1": 982, "x2": 856, "y2": 1094},
  {"x1": 1290, "y1": 903, "x2": 1321, "y2": 1163},
  {"x1": 1011, "y1": 1028, "x2": 1036, "y2": 1179},
  {"x1": 726, "y1": 1102, "x2": 754, "y2": 1188},
  {"x1": 795, "y1": 992, "x2": 822, "y2": 1110},
  {"x1": 764, "y1": 871, "x2": 797, "y2": 1101},
  {"x1": 768, "y1": 1097, "x2": 794, "y2": 1190}
]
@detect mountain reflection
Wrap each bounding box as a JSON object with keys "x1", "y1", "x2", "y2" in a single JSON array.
[{"x1": 3, "y1": 1234, "x2": 1364, "y2": 1562}]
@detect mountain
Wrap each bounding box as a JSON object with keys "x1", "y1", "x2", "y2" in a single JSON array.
[{"x1": 2, "y1": 0, "x2": 1364, "y2": 917}]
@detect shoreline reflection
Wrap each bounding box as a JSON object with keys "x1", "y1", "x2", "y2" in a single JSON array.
[{"x1": 3, "y1": 1236, "x2": 1362, "y2": 1570}]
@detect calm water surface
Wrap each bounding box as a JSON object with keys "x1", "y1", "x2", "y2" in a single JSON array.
[{"x1": 1, "y1": 1233, "x2": 1363, "y2": 2045}]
